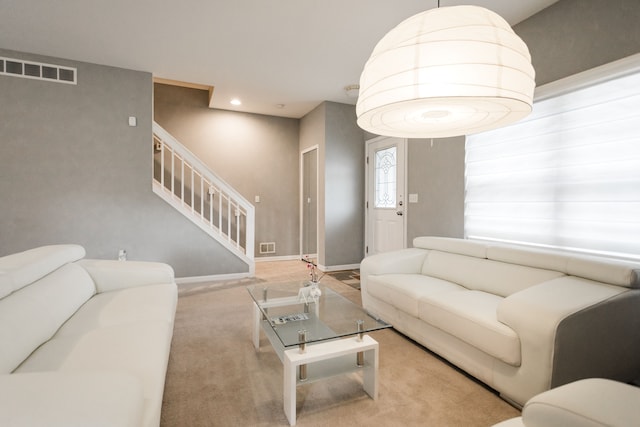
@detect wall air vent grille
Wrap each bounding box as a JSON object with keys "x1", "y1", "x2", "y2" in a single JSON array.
[
  {"x1": 259, "y1": 242, "x2": 276, "y2": 254},
  {"x1": 0, "y1": 57, "x2": 77, "y2": 84}
]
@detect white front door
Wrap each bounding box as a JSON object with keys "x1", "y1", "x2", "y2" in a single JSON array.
[{"x1": 365, "y1": 137, "x2": 407, "y2": 256}]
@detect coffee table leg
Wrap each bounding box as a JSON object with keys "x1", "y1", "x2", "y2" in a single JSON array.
[
  {"x1": 362, "y1": 346, "x2": 379, "y2": 400},
  {"x1": 284, "y1": 355, "x2": 297, "y2": 426},
  {"x1": 252, "y1": 302, "x2": 261, "y2": 350},
  {"x1": 298, "y1": 330, "x2": 307, "y2": 381},
  {"x1": 356, "y1": 320, "x2": 364, "y2": 366}
]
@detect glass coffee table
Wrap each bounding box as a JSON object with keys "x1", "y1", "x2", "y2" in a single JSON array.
[{"x1": 247, "y1": 281, "x2": 391, "y2": 426}]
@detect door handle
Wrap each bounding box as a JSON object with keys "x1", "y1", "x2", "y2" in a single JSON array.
[{"x1": 396, "y1": 211, "x2": 403, "y2": 216}]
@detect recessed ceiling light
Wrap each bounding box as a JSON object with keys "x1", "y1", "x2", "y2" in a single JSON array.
[{"x1": 230, "y1": 98, "x2": 241, "y2": 106}]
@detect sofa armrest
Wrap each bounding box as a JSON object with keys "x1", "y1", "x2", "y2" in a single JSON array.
[
  {"x1": 498, "y1": 277, "x2": 626, "y2": 341},
  {"x1": 360, "y1": 248, "x2": 428, "y2": 277},
  {"x1": 497, "y1": 277, "x2": 640, "y2": 397},
  {"x1": 0, "y1": 372, "x2": 143, "y2": 427},
  {"x1": 521, "y1": 378, "x2": 640, "y2": 427},
  {"x1": 77, "y1": 259, "x2": 175, "y2": 293}
]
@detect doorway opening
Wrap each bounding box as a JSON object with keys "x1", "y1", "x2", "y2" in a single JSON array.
[{"x1": 300, "y1": 146, "x2": 318, "y2": 259}]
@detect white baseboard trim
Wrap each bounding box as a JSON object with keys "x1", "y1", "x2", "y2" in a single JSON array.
[
  {"x1": 255, "y1": 255, "x2": 301, "y2": 262},
  {"x1": 175, "y1": 259, "x2": 359, "y2": 283},
  {"x1": 175, "y1": 272, "x2": 253, "y2": 284},
  {"x1": 318, "y1": 263, "x2": 360, "y2": 272}
]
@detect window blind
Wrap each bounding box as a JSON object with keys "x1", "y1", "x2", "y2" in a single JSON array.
[{"x1": 465, "y1": 55, "x2": 640, "y2": 260}]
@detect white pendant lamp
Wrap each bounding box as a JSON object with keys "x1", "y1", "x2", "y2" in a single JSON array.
[{"x1": 356, "y1": 5, "x2": 536, "y2": 138}]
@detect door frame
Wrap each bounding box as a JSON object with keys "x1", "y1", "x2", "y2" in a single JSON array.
[
  {"x1": 364, "y1": 136, "x2": 408, "y2": 258},
  {"x1": 299, "y1": 145, "x2": 319, "y2": 259}
]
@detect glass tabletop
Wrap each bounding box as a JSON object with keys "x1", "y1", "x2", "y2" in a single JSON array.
[{"x1": 247, "y1": 281, "x2": 391, "y2": 348}]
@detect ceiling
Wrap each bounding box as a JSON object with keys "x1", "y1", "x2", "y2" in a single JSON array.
[{"x1": 0, "y1": 0, "x2": 558, "y2": 119}]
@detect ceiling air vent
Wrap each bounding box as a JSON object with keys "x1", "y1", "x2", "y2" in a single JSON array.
[{"x1": 0, "y1": 57, "x2": 77, "y2": 85}]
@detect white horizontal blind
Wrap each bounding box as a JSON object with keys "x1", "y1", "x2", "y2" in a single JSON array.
[{"x1": 465, "y1": 56, "x2": 640, "y2": 260}]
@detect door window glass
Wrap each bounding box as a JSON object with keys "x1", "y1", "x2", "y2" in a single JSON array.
[{"x1": 375, "y1": 146, "x2": 397, "y2": 208}]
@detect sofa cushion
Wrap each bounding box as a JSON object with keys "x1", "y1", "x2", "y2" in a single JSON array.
[
  {"x1": 367, "y1": 274, "x2": 466, "y2": 318},
  {"x1": 15, "y1": 320, "x2": 174, "y2": 427},
  {"x1": 55, "y1": 283, "x2": 177, "y2": 337},
  {"x1": 0, "y1": 371, "x2": 144, "y2": 427},
  {"x1": 422, "y1": 251, "x2": 565, "y2": 297},
  {"x1": 418, "y1": 290, "x2": 521, "y2": 366},
  {"x1": 0, "y1": 244, "x2": 85, "y2": 299},
  {"x1": 0, "y1": 263, "x2": 95, "y2": 374}
]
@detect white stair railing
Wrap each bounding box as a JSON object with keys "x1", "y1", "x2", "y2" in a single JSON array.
[{"x1": 152, "y1": 122, "x2": 255, "y2": 273}]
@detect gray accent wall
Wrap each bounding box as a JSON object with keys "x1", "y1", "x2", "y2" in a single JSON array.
[
  {"x1": 324, "y1": 102, "x2": 365, "y2": 267},
  {"x1": 514, "y1": 0, "x2": 640, "y2": 87},
  {"x1": 0, "y1": 49, "x2": 247, "y2": 277},
  {"x1": 153, "y1": 83, "x2": 301, "y2": 259},
  {"x1": 406, "y1": 137, "x2": 465, "y2": 243}
]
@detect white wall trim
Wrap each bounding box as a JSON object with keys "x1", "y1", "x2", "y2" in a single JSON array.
[
  {"x1": 255, "y1": 254, "x2": 301, "y2": 262},
  {"x1": 175, "y1": 258, "x2": 358, "y2": 283},
  {"x1": 318, "y1": 263, "x2": 360, "y2": 272},
  {"x1": 176, "y1": 271, "x2": 252, "y2": 284}
]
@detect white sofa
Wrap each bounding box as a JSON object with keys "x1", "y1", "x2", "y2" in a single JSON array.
[
  {"x1": 360, "y1": 236, "x2": 640, "y2": 406},
  {"x1": 493, "y1": 378, "x2": 640, "y2": 427},
  {"x1": 0, "y1": 244, "x2": 178, "y2": 427}
]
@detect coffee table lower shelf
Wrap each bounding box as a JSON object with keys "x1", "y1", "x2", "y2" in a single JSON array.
[{"x1": 253, "y1": 307, "x2": 379, "y2": 426}]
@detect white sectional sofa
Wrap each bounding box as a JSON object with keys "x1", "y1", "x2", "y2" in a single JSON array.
[
  {"x1": 0, "y1": 244, "x2": 178, "y2": 427},
  {"x1": 494, "y1": 378, "x2": 640, "y2": 427},
  {"x1": 360, "y1": 236, "x2": 640, "y2": 406}
]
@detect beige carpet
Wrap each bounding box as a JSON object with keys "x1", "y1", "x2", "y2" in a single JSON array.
[{"x1": 160, "y1": 261, "x2": 520, "y2": 426}]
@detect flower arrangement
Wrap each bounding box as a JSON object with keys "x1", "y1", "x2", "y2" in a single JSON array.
[
  {"x1": 301, "y1": 256, "x2": 322, "y2": 303},
  {"x1": 302, "y1": 256, "x2": 319, "y2": 284}
]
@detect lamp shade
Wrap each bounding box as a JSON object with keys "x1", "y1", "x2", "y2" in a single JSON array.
[{"x1": 356, "y1": 5, "x2": 535, "y2": 138}]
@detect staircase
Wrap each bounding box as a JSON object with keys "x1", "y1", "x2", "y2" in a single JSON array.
[{"x1": 152, "y1": 122, "x2": 255, "y2": 275}]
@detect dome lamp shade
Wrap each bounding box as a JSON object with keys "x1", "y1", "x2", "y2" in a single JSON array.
[{"x1": 356, "y1": 5, "x2": 536, "y2": 138}]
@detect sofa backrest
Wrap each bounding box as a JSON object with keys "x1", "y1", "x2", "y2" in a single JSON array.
[
  {"x1": 487, "y1": 245, "x2": 640, "y2": 288},
  {"x1": 421, "y1": 251, "x2": 565, "y2": 297},
  {"x1": 414, "y1": 237, "x2": 640, "y2": 295},
  {"x1": 0, "y1": 245, "x2": 86, "y2": 299},
  {"x1": 0, "y1": 245, "x2": 95, "y2": 373}
]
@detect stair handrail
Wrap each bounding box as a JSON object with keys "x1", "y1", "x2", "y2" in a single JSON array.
[{"x1": 152, "y1": 122, "x2": 255, "y2": 265}]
